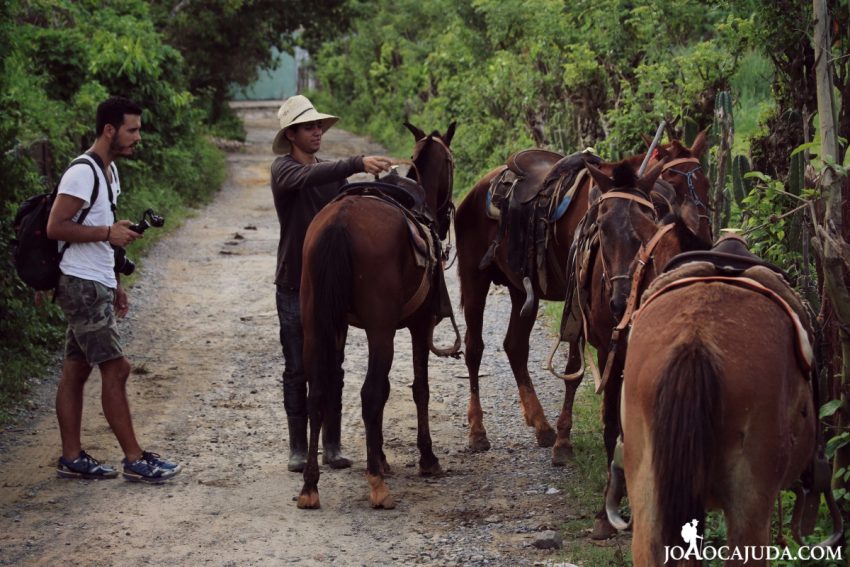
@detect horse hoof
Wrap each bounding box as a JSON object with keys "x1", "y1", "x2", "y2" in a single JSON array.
[
  {"x1": 536, "y1": 427, "x2": 557, "y2": 448},
  {"x1": 371, "y1": 493, "x2": 396, "y2": 509},
  {"x1": 590, "y1": 517, "x2": 618, "y2": 540},
  {"x1": 367, "y1": 474, "x2": 395, "y2": 509},
  {"x1": 468, "y1": 434, "x2": 491, "y2": 452},
  {"x1": 419, "y1": 459, "x2": 443, "y2": 477},
  {"x1": 297, "y1": 489, "x2": 321, "y2": 509},
  {"x1": 551, "y1": 444, "x2": 574, "y2": 466}
]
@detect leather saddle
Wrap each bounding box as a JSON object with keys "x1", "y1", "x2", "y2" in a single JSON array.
[
  {"x1": 340, "y1": 171, "x2": 427, "y2": 215},
  {"x1": 506, "y1": 149, "x2": 564, "y2": 204},
  {"x1": 663, "y1": 234, "x2": 790, "y2": 282}
]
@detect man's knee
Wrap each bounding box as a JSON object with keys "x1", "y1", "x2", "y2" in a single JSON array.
[
  {"x1": 99, "y1": 356, "x2": 131, "y2": 383},
  {"x1": 61, "y1": 357, "x2": 93, "y2": 385}
]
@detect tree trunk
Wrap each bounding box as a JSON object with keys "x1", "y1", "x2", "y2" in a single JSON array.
[{"x1": 813, "y1": 0, "x2": 850, "y2": 499}]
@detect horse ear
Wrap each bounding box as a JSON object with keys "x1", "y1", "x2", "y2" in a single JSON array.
[
  {"x1": 677, "y1": 199, "x2": 701, "y2": 236},
  {"x1": 443, "y1": 122, "x2": 457, "y2": 146},
  {"x1": 689, "y1": 128, "x2": 709, "y2": 158},
  {"x1": 637, "y1": 159, "x2": 666, "y2": 193},
  {"x1": 641, "y1": 133, "x2": 653, "y2": 148},
  {"x1": 585, "y1": 161, "x2": 614, "y2": 193},
  {"x1": 404, "y1": 121, "x2": 426, "y2": 141},
  {"x1": 655, "y1": 144, "x2": 671, "y2": 159},
  {"x1": 589, "y1": 184, "x2": 603, "y2": 204}
]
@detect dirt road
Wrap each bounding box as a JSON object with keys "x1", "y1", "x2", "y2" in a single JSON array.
[{"x1": 0, "y1": 104, "x2": 597, "y2": 566}]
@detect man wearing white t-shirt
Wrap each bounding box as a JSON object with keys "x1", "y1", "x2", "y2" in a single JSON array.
[{"x1": 46, "y1": 96, "x2": 181, "y2": 483}]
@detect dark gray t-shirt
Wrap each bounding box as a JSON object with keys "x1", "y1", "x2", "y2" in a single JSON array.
[{"x1": 270, "y1": 154, "x2": 364, "y2": 289}]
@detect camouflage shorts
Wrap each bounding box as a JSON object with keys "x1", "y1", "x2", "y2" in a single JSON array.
[{"x1": 56, "y1": 275, "x2": 123, "y2": 366}]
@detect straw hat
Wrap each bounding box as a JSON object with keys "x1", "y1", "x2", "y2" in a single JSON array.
[{"x1": 272, "y1": 95, "x2": 339, "y2": 154}]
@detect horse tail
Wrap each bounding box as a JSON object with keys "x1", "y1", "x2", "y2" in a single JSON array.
[
  {"x1": 652, "y1": 334, "x2": 722, "y2": 550},
  {"x1": 308, "y1": 222, "x2": 353, "y2": 395}
]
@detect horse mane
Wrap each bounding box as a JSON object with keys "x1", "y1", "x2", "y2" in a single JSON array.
[
  {"x1": 652, "y1": 332, "x2": 722, "y2": 549},
  {"x1": 661, "y1": 211, "x2": 713, "y2": 251}
]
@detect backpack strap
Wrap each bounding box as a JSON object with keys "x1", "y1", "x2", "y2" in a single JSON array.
[
  {"x1": 84, "y1": 151, "x2": 117, "y2": 222},
  {"x1": 56, "y1": 157, "x2": 101, "y2": 255}
]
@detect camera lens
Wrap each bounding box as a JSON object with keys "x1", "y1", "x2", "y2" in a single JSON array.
[{"x1": 113, "y1": 247, "x2": 135, "y2": 276}]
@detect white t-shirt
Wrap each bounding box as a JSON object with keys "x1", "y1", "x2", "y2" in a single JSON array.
[{"x1": 57, "y1": 154, "x2": 121, "y2": 289}]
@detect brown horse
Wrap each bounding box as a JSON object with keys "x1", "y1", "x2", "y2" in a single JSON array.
[
  {"x1": 574, "y1": 164, "x2": 710, "y2": 538},
  {"x1": 297, "y1": 122, "x2": 455, "y2": 509},
  {"x1": 622, "y1": 272, "x2": 818, "y2": 565},
  {"x1": 454, "y1": 132, "x2": 711, "y2": 467}
]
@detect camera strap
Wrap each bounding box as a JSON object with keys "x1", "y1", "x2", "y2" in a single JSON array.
[{"x1": 85, "y1": 151, "x2": 118, "y2": 223}]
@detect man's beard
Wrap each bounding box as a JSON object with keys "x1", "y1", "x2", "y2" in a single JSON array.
[{"x1": 110, "y1": 138, "x2": 135, "y2": 156}]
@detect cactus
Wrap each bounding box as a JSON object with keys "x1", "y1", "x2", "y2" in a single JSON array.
[
  {"x1": 711, "y1": 90, "x2": 735, "y2": 236},
  {"x1": 788, "y1": 151, "x2": 805, "y2": 196},
  {"x1": 711, "y1": 91, "x2": 734, "y2": 145},
  {"x1": 682, "y1": 114, "x2": 699, "y2": 148},
  {"x1": 731, "y1": 154, "x2": 751, "y2": 206}
]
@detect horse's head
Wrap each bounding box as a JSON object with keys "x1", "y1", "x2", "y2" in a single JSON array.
[
  {"x1": 404, "y1": 121, "x2": 456, "y2": 240},
  {"x1": 586, "y1": 160, "x2": 665, "y2": 322},
  {"x1": 646, "y1": 129, "x2": 712, "y2": 242}
]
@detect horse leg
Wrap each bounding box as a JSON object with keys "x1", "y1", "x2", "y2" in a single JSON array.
[
  {"x1": 461, "y1": 271, "x2": 491, "y2": 451},
  {"x1": 552, "y1": 377, "x2": 583, "y2": 465},
  {"x1": 628, "y1": 447, "x2": 662, "y2": 566},
  {"x1": 297, "y1": 395, "x2": 323, "y2": 509},
  {"x1": 724, "y1": 508, "x2": 772, "y2": 567},
  {"x1": 591, "y1": 350, "x2": 622, "y2": 539},
  {"x1": 505, "y1": 286, "x2": 556, "y2": 447},
  {"x1": 410, "y1": 319, "x2": 441, "y2": 476},
  {"x1": 361, "y1": 329, "x2": 395, "y2": 509}
]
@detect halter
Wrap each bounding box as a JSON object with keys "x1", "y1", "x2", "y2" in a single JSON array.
[
  {"x1": 592, "y1": 191, "x2": 657, "y2": 287},
  {"x1": 410, "y1": 134, "x2": 455, "y2": 246},
  {"x1": 661, "y1": 156, "x2": 711, "y2": 224},
  {"x1": 593, "y1": 222, "x2": 676, "y2": 394}
]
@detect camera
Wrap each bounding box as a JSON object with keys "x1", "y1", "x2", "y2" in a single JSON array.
[
  {"x1": 113, "y1": 209, "x2": 165, "y2": 276},
  {"x1": 129, "y1": 209, "x2": 165, "y2": 234}
]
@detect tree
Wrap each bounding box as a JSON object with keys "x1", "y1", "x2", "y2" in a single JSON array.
[{"x1": 148, "y1": 0, "x2": 353, "y2": 123}]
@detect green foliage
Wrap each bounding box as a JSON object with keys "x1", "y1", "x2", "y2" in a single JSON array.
[
  {"x1": 313, "y1": 0, "x2": 751, "y2": 193},
  {"x1": 0, "y1": 0, "x2": 227, "y2": 420},
  {"x1": 147, "y1": 0, "x2": 352, "y2": 123},
  {"x1": 735, "y1": 170, "x2": 808, "y2": 281}
]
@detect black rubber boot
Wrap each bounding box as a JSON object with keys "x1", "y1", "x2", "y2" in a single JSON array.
[
  {"x1": 322, "y1": 410, "x2": 352, "y2": 469},
  {"x1": 287, "y1": 417, "x2": 307, "y2": 473}
]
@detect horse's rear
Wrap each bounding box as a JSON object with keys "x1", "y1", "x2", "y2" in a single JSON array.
[
  {"x1": 299, "y1": 195, "x2": 442, "y2": 510},
  {"x1": 623, "y1": 283, "x2": 815, "y2": 565}
]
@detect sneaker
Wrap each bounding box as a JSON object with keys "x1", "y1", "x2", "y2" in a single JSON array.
[
  {"x1": 57, "y1": 450, "x2": 119, "y2": 480},
  {"x1": 141, "y1": 451, "x2": 182, "y2": 473},
  {"x1": 122, "y1": 452, "x2": 181, "y2": 483}
]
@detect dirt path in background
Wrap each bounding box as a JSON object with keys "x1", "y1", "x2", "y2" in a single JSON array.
[{"x1": 0, "y1": 103, "x2": 610, "y2": 566}]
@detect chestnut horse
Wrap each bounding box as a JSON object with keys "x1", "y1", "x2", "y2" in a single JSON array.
[
  {"x1": 454, "y1": 131, "x2": 711, "y2": 468},
  {"x1": 623, "y1": 271, "x2": 818, "y2": 565},
  {"x1": 574, "y1": 163, "x2": 710, "y2": 538},
  {"x1": 297, "y1": 122, "x2": 455, "y2": 509}
]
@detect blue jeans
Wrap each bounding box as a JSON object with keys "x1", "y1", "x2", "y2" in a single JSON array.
[{"x1": 275, "y1": 286, "x2": 347, "y2": 420}]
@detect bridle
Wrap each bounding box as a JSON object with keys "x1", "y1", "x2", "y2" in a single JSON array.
[
  {"x1": 408, "y1": 134, "x2": 455, "y2": 247},
  {"x1": 660, "y1": 157, "x2": 710, "y2": 229},
  {"x1": 592, "y1": 191, "x2": 657, "y2": 288}
]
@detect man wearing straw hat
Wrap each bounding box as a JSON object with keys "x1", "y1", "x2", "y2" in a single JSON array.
[{"x1": 271, "y1": 94, "x2": 392, "y2": 472}]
